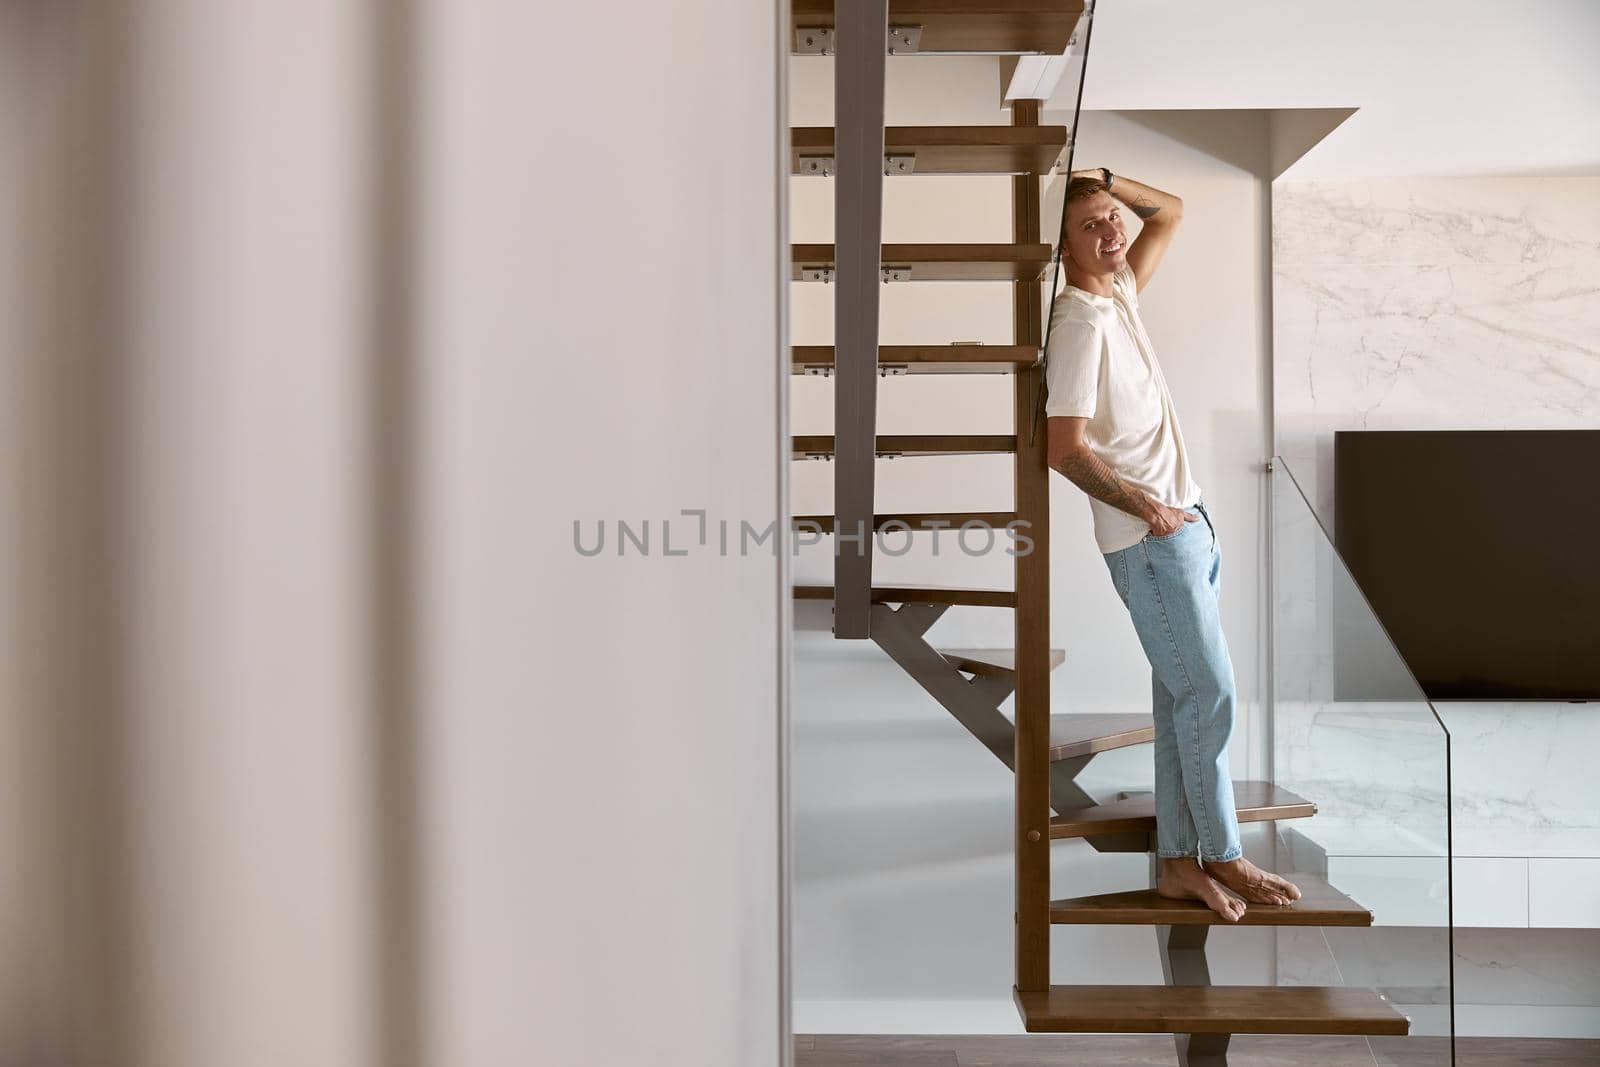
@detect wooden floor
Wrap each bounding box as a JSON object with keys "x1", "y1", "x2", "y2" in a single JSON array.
[{"x1": 794, "y1": 1033, "x2": 1600, "y2": 1065}]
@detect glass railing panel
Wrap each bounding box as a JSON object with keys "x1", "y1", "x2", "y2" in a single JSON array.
[{"x1": 1271, "y1": 457, "x2": 1454, "y2": 1065}]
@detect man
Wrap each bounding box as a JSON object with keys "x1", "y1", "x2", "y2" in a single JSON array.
[{"x1": 1043, "y1": 168, "x2": 1301, "y2": 921}]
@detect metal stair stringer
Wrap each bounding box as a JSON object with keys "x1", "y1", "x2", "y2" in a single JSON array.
[
  {"x1": 827, "y1": 0, "x2": 888, "y2": 639},
  {"x1": 867, "y1": 601, "x2": 1099, "y2": 814},
  {"x1": 1151, "y1": 855, "x2": 1230, "y2": 1067}
]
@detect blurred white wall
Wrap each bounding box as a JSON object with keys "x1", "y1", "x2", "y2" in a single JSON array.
[
  {"x1": 0, "y1": 2, "x2": 787, "y2": 1065},
  {"x1": 104, "y1": 5, "x2": 378, "y2": 1066},
  {"x1": 413, "y1": 1, "x2": 786, "y2": 1066}
]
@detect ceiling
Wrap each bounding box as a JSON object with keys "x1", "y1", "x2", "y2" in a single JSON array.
[{"x1": 1047, "y1": 0, "x2": 1600, "y2": 180}]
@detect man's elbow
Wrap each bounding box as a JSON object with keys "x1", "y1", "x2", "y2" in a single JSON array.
[
  {"x1": 1047, "y1": 436, "x2": 1090, "y2": 474},
  {"x1": 1148, "y1": 200, "x2": 1183, "y2": 228}
]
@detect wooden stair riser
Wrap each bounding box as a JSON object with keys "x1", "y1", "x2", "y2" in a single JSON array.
[
  {"x1": 793, "y1": 583, "x2": 1015, "y2": 608},
  {"x1": 1013, "y1": 985, "x2": 1410, "y2": 1037},
  {"x1": 793, "y1": 345, "x2": 1040, "y2": 375},
  {"x1": 792, "y1": 243, "x2": 1053, "y2": 283},
  {"x1": 792, "y1": 434, "x2": 1017, "y2": 459},
  {"x1": 793, "y1": 512, "x2": 1017, "y2": 534},
  {"x1": 791, "y1": 125, "x2": 1070, "y2": 175},
  {"x1": 1051, "y1": 782, "x2": 1318, "y2": 841},
  {"x1": 791, "y1": 0, "x2": 1088, "y2": 56},
  {"x1": 1050, "y1": 874, "x2": 1375, "y2": 928}
]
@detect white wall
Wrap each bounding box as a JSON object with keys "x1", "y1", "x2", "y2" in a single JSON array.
[
  {"x1": 791, "y1": 70, "x2": 1279, "y2": 1026},
  {"x1": 415, "y1": 2, "x2": 786, "y2": 1066}
]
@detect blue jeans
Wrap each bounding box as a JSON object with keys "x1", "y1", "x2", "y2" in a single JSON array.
[{"x1": 1102, "y1": 499, "x2": 1242, "y2": 862}]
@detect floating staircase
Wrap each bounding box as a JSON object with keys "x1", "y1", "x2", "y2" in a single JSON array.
[{"x1": 789, "y1": 1, "x2": 1412, "y2": 1061}]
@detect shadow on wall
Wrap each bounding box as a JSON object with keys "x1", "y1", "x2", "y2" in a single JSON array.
[
  {"x1": 793, "y1": 795, "x2": 1015, "y2": 881},
  {"x1": 1106, "y1": 108, "x2": 1357, "y2": 180}
]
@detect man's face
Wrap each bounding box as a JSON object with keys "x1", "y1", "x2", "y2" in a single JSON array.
[{"x1": 1063, "y1": 191, "x2": 1128, "y2": 275}]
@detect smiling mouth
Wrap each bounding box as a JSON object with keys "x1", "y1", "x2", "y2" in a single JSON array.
[{"x1": 1100, "y1": 237, "x2": 1125, "y2": 254}]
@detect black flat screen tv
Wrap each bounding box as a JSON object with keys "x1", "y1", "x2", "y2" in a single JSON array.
[{"x1": 1334, "y1": 429, "x2": 1600, "y2": 701}]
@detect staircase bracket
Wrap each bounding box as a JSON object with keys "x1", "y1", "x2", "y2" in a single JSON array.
[
  {"x1": 889, "y1": 600, "x2": 949, "y2": 639},
  {"x1": 797, "y1": 154, "x2": 916, "y2": 179},
  {"x1": 1048, "y1": 754, "x2": 1096, "y2": 813},
  {"x1": 1153, "y1": 853, "x2": 1233, "y2": 1067},
  {"x1": 887, "y1": 24, "x2": 923, "y2": 54},
  {"x1": 1085, "y1": 830, "x2": 1157, "y2": 854},
  {"x1": 793, "y1": 26, "x2": 835, "y2": 55},
  {"x1": 869, "y1": 603, "x2": 1014, "y2": 768}
]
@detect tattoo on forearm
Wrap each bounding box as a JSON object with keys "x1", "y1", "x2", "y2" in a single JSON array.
[{"x1": 1053, "y1": 449, "x2": 1151, "y2": 521}]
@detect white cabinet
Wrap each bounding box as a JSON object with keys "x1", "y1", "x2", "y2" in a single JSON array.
[
  {"x1": 1285, "y1": 821, "x2": 1600, "y2": 928},
  {"x1": 1451, "y1": 858, "x2": 1529, "y2": 928},
  {"x1": 1529, "y1": 858, "x2": 1600, "y2": 928}
]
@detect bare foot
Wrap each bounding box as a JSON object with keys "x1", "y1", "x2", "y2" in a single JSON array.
[
  {"x1": 1202, "y1": 857, "x2": 1302, "y2": 906},
  {"x1": 1156, "y1": 858, "x2": 1246, "y2": 922}
]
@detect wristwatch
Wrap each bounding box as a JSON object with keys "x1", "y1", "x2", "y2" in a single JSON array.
[{"x1": 1100, "y1": 167, "x2": 1113, "y2": 190}]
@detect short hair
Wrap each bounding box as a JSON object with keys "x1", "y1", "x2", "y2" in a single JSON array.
[{"x1": 1066, "y1": 175, "x2": 1109, "y2": 207}]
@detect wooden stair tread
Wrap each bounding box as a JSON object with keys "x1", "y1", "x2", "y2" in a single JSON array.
[
  {"x1": 792, "y1": 243, "x2": 1053, "y2": 282},
  {"x1": 793, "y1": 511, "x2": 1015, "y2": 532},
  {"x1": 1014, "y1": 984, "x2": 1409, "y2": 1036},
  {"x1": 793, "y1": 345, "x2": 1041, "y2": 374},
  {"x1": 939, "y1": 647, "x2": 1064, "y2": 677},
  {"x1": 1050, "y1": 874, "x2": 1372, "y2": 927},
  {"x1": 794, "y1": 583, "x2": 1014, "y2": 608},
  {"x1": 792, "y1": 434, "x2": 1016, "y2": 457},
  {"x1": 792, "y1": 125, "x2": 1068, "y2": 175},
  {"x1": 1047, "y1": 712, "x2": 1155, "y2": 761},
  {"x1": 1049, "y1": 781, "x2": 1316, "y2": 840},
  {"x1": 793, "y1": 0, "x2": 1086, "y2": 55}
]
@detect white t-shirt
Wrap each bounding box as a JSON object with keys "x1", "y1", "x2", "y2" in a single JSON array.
[{"x1": 1044, "y1": 264, "x2": 1201, "y2": 554}]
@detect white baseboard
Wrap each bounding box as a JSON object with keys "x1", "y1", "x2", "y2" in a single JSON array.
[
  {"x1": 794, "y1": 999, "x2": 1024, "y2": 1034},
  {"x1": 1453, "y1": 1005, "x2": 1600, "y2": 1040}
]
